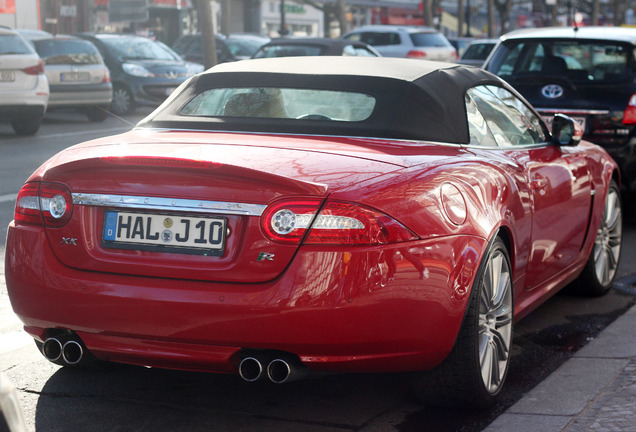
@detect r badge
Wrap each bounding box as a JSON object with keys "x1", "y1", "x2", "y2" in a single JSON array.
[{"x1": 257, "y1": 252, "x2": 275, "y2": 261}]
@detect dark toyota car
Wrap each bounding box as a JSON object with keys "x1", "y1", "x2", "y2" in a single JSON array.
[
  {"x1": 76, "y1": 33, "x2": 203, "y2": 115},
  {"x1": 484, "y1": 26, "x2": 636, "y2": 196}
]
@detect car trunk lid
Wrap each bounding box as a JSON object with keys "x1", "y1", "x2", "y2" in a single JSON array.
[{"x1": 39, "y1": 130, "x2": 421, "y2": 283}]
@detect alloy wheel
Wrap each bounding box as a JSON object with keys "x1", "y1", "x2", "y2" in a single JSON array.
[
  {"x1": 478, "y1": 247, "x2": 513, "y2": 394},
  {"x1": 593, "y1": 187, "x2": 622, "y2": 286}
]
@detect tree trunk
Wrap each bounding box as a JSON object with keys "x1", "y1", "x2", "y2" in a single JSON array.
[
  {"x1": 337, "y1": 0, "x2": 347, "y2": 35},
  {"x1": 458, "y1": 0, "x2": 465, "y2": 38},
  {"x1": 487, "y1": 0, "x2": 495, "y2": 38},
  {"x1": 197, "y1": 0, "x2": 217, "y2": 68},
  {"x1": 221, "y1": 0, "x2": 231, "y2": 35}
]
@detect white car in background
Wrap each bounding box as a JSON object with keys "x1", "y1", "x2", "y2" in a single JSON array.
[
  {"x1": 342, "y1": 25, "x2": 457, "y2": 61},
  {"x1": 0, "y1": 26, "x2": 49, "y2": 136}
]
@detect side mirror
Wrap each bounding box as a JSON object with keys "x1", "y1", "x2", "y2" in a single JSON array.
[{"x1": 550, "y1": 113, "x2": 583, "y2": 146}]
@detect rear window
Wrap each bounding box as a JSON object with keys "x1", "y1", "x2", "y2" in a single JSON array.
[
  {"x1": 410, "y1": 33, "x2": 452, "y2": 48},
  {"x1": 181, "y1": 87, "x2": 376, "y2": 122},
  {"x1": 349, "y1": 32, "x2": 401, "y2": 46},
  {"x1": 253, "y1": 45, "x2": 323, "y2": 58},
  {"x1": 0, "y1": 35, "x2": 34, "y2": 55},
  {"x1": 488, "y1": 39, "x2": 631, "y2": 83},
  {"x1": 461, "y1": 43, "x2": 495, "y2": 61},
  {"x1": 34, "y1": 40, "x2": 102, "y2": 65}
]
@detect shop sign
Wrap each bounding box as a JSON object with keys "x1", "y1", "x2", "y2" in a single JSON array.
[
  {"x1": 108, "y1": 0, "x2": 149, "y2": 22},
  {"x1": 0, "y1": 0, "x2": 16, "y2": 14},
  {"x1": 60, "y1": 5, "x2": 77, "y2": 17}
]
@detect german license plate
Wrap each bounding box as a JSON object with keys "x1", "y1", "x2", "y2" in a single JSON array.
[
  {"x1": 0, "y1": 71, "x2": 16, "y2": 82},
  {"x1": 61, "y1": 72, "x2": 90, "y2": 82},
  {"x1": 541, "y1": 115, "x2": 586, "y2": 132},
  {"x1": 102, "y1": 211, "x2": 226, "y2": 256}
]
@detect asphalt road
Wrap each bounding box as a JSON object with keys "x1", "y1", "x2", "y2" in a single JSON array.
[{"x1": 1, "y1": 109, "x2": 636, "y2": 432}]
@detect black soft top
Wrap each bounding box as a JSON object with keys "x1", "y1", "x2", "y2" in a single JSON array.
[{"x1": 138, "y1": 56, "x2": 507, "y2": 144}]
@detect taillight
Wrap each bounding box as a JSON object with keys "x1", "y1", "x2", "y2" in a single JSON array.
[
  {"x1": 406, "y1": 50, "x2": 427, "y2": 59},
  {"x1": 623, "y1": 94, "x2": 636, "y2": 125},
  {"x1": 102, "y1": 67, "x2": 111, "y2": 83},
  {"x1": 15, "y1": 183, "x2": 42, "y2": 225},
  {"x1": 14, "y1": 182, "x2": 73, "y2": 227},
  {"x1": 262, "y1": 199, "x2": 322, "y2": 244},
  {"x1": 23, "y1": 59, "x2": 44, "y2": 75},
  {"x1": 262, "y1": 199, "x2": 418, "y2": 245}
]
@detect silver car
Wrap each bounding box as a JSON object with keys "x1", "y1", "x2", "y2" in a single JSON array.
[
  {"x1": 32, "y1": 35, "x2": 112, "y2": 122},
  {"x1": 342, "y1": 25, "x2": 456, "y2": 61},
  {"x1": 0, "y1": 27, "x2": 49, "y2": 135}
]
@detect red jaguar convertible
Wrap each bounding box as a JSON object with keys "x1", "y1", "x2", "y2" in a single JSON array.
[{"x1": 5, "y1": 57, "x2": 622, "y2": 406}]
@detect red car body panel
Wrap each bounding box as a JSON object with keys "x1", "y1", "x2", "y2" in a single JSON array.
[{"x1": 4, "y1": 57, "x2": 621, "y2": 380}]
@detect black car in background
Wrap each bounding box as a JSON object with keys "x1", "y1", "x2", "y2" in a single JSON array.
[
  {"x1": 484, "y1": 26, "x2": 636, "y2": 197},
  {"x1": 251, "y1": 37, "x2": 380, "y2": 58},
  {"x1": 171, "y1": 34, "x2": 237, "y2": 65},
  {"x1": 76, "y1": 33, "x2": 203, "y2": 115}
]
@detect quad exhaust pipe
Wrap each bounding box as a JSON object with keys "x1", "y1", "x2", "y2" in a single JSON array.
[
  {"x1": 238, "y1": 352, "x2": 306, "y2": 384},
  {"x1": 41, "y1": 337, "x2": 84, "y2": 365}
]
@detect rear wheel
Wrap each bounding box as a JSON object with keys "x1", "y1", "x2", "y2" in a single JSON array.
[
  {"x1": 11, "y1": 116, "x2": 42, "y2": 136},
  {"x1": 413, "y1": 236, "x2": 513, "y2": 407},
  {"x1": 572, "y1": 180, "x2": 622, "y2": 296},
  {"x1": 85, "y1": 106, "x2": 109, "y2": 122}
]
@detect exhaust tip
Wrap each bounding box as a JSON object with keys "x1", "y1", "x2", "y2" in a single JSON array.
[
  {"x1": 42, "y1": 338, "x2": 63, "y2": 362},
  {"x1": 267, "y1": 359, "x2": 292, "y2": 384},
  {"x1": 62, "y1": 340, "x2": 83, "y2": 365},
  {"x1": 238, "y1": 357, "x2": 263, "y2": 382}
]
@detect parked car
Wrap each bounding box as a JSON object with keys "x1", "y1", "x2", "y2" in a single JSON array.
[
  {"x1": 457, "y1": 38, "x2": 497, "y2": 67},
  {"x1": 224, "y1": 33, "x2": 270, "y2": 59},
  {"x1": 16, "y1": 28, "x2": 53, "y2": 43},
  {"x1": 483, "y1": 26, "x2": 636, "y2": 196},
  {"x1": 342, "y1": 25, "x2": 456, "y2": 61},
  {"x1": 6, "y1": 57, "x2": 621, "y2": 408},
  {"x1": 251, "y1": 37, "x2": 380, "y2": 58},
  {"x1": 32, "y1": 35, "x2": 112, "y2": 122},
  {"x1": 172, "y1": 33, "x2": 237, "y2": 65},
  {"x1": 447, "y1": 36, "x2": 475, "y2": 57},
  {"x1": 76, "y1": 33, "x2": 203, "y2": 115},
  {"x1": 0, "y1": 26, "x2": 49, "y2": 136}
]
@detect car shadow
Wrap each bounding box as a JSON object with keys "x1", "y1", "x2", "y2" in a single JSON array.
[{"x1": 34, "y1": 365, "x2": 416, "y2": 431}]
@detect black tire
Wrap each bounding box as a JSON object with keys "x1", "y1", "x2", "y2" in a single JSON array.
[
  {"x1": 11, "y1": 117, "x2": 42, "y2": 136},
  {"x1": 412, "y1": 236, "x2": 513, "y2": 408},
  {"x1": 571, "y1": 180, "x2": 622, "y2": 296},
  {"x1": 85, "y1": 106, "x2": 109, "y2": 122},
  {"x1": 111, "y1": 85, "x2": 134, "y2": 115}
]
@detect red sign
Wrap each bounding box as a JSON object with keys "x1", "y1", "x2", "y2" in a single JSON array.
[{"x1": 0, "y1": 0, "x2": 16, "y2": 14}]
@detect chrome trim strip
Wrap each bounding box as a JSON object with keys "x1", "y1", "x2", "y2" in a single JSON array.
[
  {"x1": 537, "y1": 108, "x2": 610, "y2": 115},
  {"x1": 72, "y1": 193, "x2": 267, "y2": 216}
]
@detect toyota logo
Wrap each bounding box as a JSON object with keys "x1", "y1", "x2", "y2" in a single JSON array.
[{"x1": 541, "y1": 84, "x2": 564, "y2": 99}]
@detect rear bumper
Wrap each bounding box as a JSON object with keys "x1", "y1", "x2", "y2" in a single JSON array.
[
  {"x1": 5, "y1": 221, "x2": 484, "y2": 374},
  {"x1": 48, "y1": 83, "x2": 112, "y2": 107}
]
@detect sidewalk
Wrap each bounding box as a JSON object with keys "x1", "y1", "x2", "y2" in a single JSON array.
[{"x1": 485, "y1": 297, "x2": 636, "y2": 432}]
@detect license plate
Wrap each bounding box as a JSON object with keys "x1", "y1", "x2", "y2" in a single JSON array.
[
  {"x1": 102, "y1": 211, "x2": 226, "y2": 256},
  {"x1": 541, "y1": 115, "x2": 586, "y2": 132},
  {"x1": 0, "y1": 71, "x2": 15, "y2": 82},
  {"x1": 61, "y1": 72, "x2": 90, "y2": 82}
]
